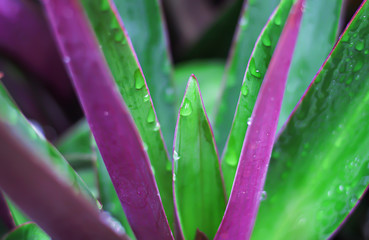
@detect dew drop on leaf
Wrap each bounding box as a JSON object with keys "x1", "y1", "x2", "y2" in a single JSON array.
[
  {"x1": 180, "y1": 98, "x2": 192, "y2": 116},
  {"x1": 249, "y1": 58, "x2": 261, "y2": 78},
  {"x1": 262, "y1": 34, "x2": 272, "y2": 47},
  {"x1": 134, "y1": 69, "x2": 145, "y2": 90},
  {"x1": 153, "y1": 121, "x2": 160, "y2": 131},
  {"x1": 260, "y1": 191, "x2": 267, "y2": 201},
  {"x1": 143, "y1": 94, "x2": 150, "y2": 102},
  {"x1": 341, "y1": 34, "x2": 350, "y2": 42},
  {"x1": 247, "y1": 117, "x2": 252, "y2": 126},
  {"x1": 353, "y1": 60, "x2": 363, "y2": 72},
  {"x1": 241, "y1": 84, "x2": 249, "y2": 96},
  {"x1": 146, "y1": 108, "x2": 155, "y2": 123}
]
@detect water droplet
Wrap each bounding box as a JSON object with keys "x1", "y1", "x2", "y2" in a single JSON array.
[
  {"x1": 353, "y1": 60, "x2": 363, "y2": 72},
  {"x1": 101, "y1": 1, "x2": 110, "y2": 11},
  {"x1": 249, "y1": 58, "x2": 261, "y2": 78},
  {"x1": 226, "y1": 151, "x2": 238, "y2": 167},
  {"x1": 134, "y1": 69, "x2": 145, "y2": 89},
  {"x1": 153, "y1": 121, "x2": 160, "y2": 131},
  {"x1": 247, "y1": 117, "x2": 252, "y2": 125},
  {"x1": 114, "y1": 32, "x2": 124, "y2": 42},
  {"x1": 262, "y1": 34, "x2": 271, "y2": 47},
  {"x1": 274, "y1": 14, "x2": 282, "y2": 26},
  {"x1": 172, "y1": 173, "x2": 176, "y2": 181},
  {"x1": 345, "y1": 76, "x2": 353, "y2": 85},
  {"x1": 365, "y1": 50, "x2": 369, "y2": 55},
  {"x1": 173, "y1": 150, "x2": 180, "y2": 161},
  {"x1": 146, "y1": 109, "x2": 155, "y2": 123},
  {"x1": 355, "y1": 40, "x2": 365, "y2": 51},
  {"x1": 240, "y1": 16, "x2": 249, "y2": 29},
  {"x1": 260, "y1": 191, "x2": 267, "y2": 201},
  {"x1": 63, "y1": 56, "x2": 71, "y2": 63},
  {"x1": 241, "y1": 84, "x2": 249, "y2": 96},
  {"x1": 143, "y1": 94, "x2": 150, "y2": 102},
  {"x1": 180, "y1": 98, "x2": 192, "y2": 116},
  {"x1": 338, "y1": 185, "x2": 344, "y2": 192}
]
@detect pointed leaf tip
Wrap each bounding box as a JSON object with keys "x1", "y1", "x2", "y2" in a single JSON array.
[{"x1": 214, "y1": 0, "x2": 305, "y2": 239}]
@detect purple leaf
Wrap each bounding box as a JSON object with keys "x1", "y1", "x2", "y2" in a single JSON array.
[
  {"x1": 39, "y1": 0, "x2": 173, "y2": 239},
  {"x1": 0, "y1": 120, "x2": 126, "y2": 240},
  {"x1": 214, "y1": 0, "x2": 305, "y2": 239}
]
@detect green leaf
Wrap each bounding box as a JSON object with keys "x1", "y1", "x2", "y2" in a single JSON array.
[
  {"x1": 213, "y1": 0, "x2": 281, "y2": 150},
  {"x1": 173, "y1": 75, "x2": 226, "y2": 239},
  {"x1": 94, "y1": 141, "x2": 136, "y2": 240},
  {"x1": 113, "y1": 0, "x2": 176, "y2": 148},
  {"x1": 278, "y1": 0, "x2": 342, "y2": 131},
  {"x1": 57, "y1": 120, "x2": 94, "y2": 167},
  {"x1": 174, "y1": 60, "x2": 225, "y2": 122},
  {"x1": 0, "y1": 83, "x2": 95, "y2": 204},
  {"x1": 80, "y1": 0, "x2": 174, "y2": 229},
  {"x1": 252, "y1": 2, "x2": 369, "y2": 239},
  {"x1": 3, "y1": 223, "x2": 50, "y2": 240},
  {"x1": 221, "y1": 0, "x2": 294, "y2": 196}
]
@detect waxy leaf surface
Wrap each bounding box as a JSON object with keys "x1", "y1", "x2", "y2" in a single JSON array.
[
  {"x1": 80, "y1": 0, "x2": 174, "y2": 228},
  {"x1": 113, "y1": 0, "x2": 176, "y2": 147},
  {"x1": 173, "y1": 76, "x2": 226, "y2": 240},
  {"x1": 221, "y1": 0, "x2": 294, "y2": 196},
  {"x1": 252, "y1": 1, "x2": 369, "y2": 239},
  {"x1": 215, "y1": 0, "x2": 304, "y2": 238},
  {"x1": 213, "y1": 0, "x2": 280, "y2": 150},
  {"x1": 41, "y1": 0, "x2": 173, "y2": 238},
  {"x1": 278, "y1": 0, "x2": 342, "y2": 130}
]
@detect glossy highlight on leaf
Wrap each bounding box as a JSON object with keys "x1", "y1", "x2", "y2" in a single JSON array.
[
  {"x1": 173, "y1": 75, "x2": 226, "y2": 239},
  {"x1": 252, "y1": 1, "x2": 369, "y2": 239},
  {"x1": 80, "y1": 0, "x2": 174, "y2": 229},
  {"x1": 221, "y1": 0, "x2": 294, "y2": 196},
  {"x1": 215, "y1": 0, "x2": 305, "y2": 238}
]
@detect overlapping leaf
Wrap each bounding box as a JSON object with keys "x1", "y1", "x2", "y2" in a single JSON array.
[
  {"x1": 213, "y1": 0, "x2": 280, "y2": 150},
  {"x1": 221, "y1": 0, "x2": 294, "y2": 196},
  {"x1": 2, "y1": 223, "x2": 49, "y2": 240},
  {"x1": 252, "y1": 1, "x2": 369, "y2": 239}
]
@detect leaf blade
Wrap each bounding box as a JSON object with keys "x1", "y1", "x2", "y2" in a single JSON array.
[
  {"x1": 173, "y1": 75, "x2": 226, "y2": 239},
  {"x1": 40, "y1": 0, "x2": 173, "y2": 238},
  {"x1": 252, "y1": 1, "x2": 369, "y2": 239},
  {"x1": 215, "y1": 1, "x2": 305, "y2": 238}
]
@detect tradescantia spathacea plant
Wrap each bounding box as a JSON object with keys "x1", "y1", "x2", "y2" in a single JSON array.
[{"x1": 0, "y1": 0, "x2": 369, "y2": 239}]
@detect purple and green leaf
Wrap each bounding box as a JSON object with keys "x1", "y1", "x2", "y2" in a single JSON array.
[
  {"x1": 0, "y1": 119, "x2": 126, "y2": 240},
  {"x1": 278, "y1": 0, "x2": 343, "y2": 131},
  {"x1": 252, "y1": 1, "x2": 369, "y2": 239},
  {"x1": 0, "y1": 192, "x2": 14, "y2": 236},
  {"x1": 112, "y1": 0, "x2": 176, "y2": 148},
  {"x1": 173, "y1": 75, "x2": 226, "y2": 239},
  {"x1": 79, "y1": 0, "x2": 174, "y2": 229},
  {"x1": 221, "y1": 0, "x2": 294, "y2": 196},
  {"x1": 215, "y1": 0, "x2": 305, "y2": 239},
  {"x1": 213, "y1": 0, "x2": 281, "y2": 150},
  {"x1": 40, "y1": 0, "x2": 173, "y2": 238}
]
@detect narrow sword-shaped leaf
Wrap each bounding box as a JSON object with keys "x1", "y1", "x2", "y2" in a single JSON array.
[
  {"x1": 213, "y1": 0, "x2": 280, "y2": 150},
  {"x1": 3, "y1": 223, "x2": 50, "y2": 240},
  {"x1": 221, "y1": 0, "x2": 294, "y2": 196},
  {"x1": 252, "y1": 1, "x2": 369, "y2": 239},
  {"x1": 278, "y1": 0, "x2": 342, "y2": 131},
  {"x1": 93, "y1": 141, "x2": 136, "y2": 240},
  {"x1": 113, "y1": 0, "x2": 176, "y2": 148},
  {"x1": 80, "y1": 0, "x2": 174, "y2": 228},
  {"x1": 173, "y1": 75, "x2": 226, "y2": 240},
  {"x1": 0, "y1": 192, "x2": 14, "y2": 236},
  {"x1": 0, "y1": 121, "x2": 127, "y2": 240},
  {"x1": 215, "y1": 1, "x2": 304, "y2": 239},
  {"x1": 40, "y1": 0, "x2": 173, "y2": 238}
]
